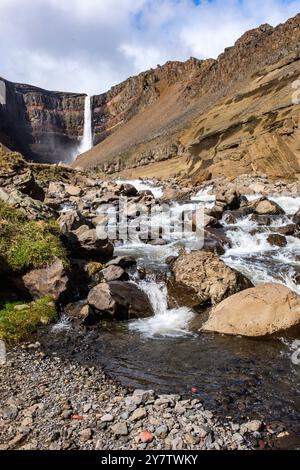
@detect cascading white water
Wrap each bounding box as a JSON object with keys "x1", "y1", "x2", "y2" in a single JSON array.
[
  {"x1": 78, "y1": 95, "x2": 93, "y2": 154},
  {"x1": 129, "y1": 280, "x2": 195, "y2": 338}
]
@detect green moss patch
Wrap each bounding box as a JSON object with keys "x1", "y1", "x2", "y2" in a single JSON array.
[
  {"x1": 0, "y1": 201, "x2": 68, "y2": 273},
  {"x1": 0, "y1": 297, "x2": 57, "y2": 343}
]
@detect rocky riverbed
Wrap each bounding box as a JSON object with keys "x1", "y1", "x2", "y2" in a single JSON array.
[
  {"x1": 0, "y1": 342, "x2": 289, "y2": 451},
  {"x1": 1, "y1": 148, "x2": 300, "y2": 450}
]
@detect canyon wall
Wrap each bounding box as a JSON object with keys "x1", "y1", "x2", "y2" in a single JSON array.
[
  {"x1": 1, "y1": 13, "x2": 300, "y2": 179},
  {"x1": 0, "y1": 78, "x2": 85, "y2": 163},
  {"x1": 76, "y1": 13, "x2": 300, "y2": 181}
]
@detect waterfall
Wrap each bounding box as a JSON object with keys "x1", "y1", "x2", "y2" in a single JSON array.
[
  {"x1": 129, "y1": 279, "x2": 195, "y2": 338},
  {"x1": 78, "y1": 95, "x2": 93, "y2": 154}
]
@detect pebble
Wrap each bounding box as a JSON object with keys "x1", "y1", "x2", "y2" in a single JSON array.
[
  {"x1": 0, "y1": 346, "x2": 275, "y2": 450},
  {"x1": 130, "y1": 407, "x2": 147, "y2": 422},
  {"x1": 111, "y1": 422, "x2": 128, "y2": 437},
  {"x1": 79, "y1": 428, "x2": 92, "y2": 442},
  {"x1": 100, "y1": 414, "x2": 114, "y2": 423}
]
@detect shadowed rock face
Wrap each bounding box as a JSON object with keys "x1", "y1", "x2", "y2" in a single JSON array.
[{"x1": 0, "y1": 79, "x2": 85, "y2": 163}]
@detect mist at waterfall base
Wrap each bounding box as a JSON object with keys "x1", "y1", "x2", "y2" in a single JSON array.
[{"x1": 42, "y1": 181, "x2": 300, "y2": 433}]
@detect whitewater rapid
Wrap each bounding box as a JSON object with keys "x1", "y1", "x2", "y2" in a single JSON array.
[{"x1": 113, "y1": 180, "x2": 300, "y2": 338}]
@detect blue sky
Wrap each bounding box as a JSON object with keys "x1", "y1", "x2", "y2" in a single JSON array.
[{"x1": 0, "y1": 0, "x2": 299, "y2": 94}]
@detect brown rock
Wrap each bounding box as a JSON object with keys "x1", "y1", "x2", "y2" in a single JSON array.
[
  {"x1": 65, "y1": 185, "x2": 82, "y2": 197},
  {"x1": 202, "y1": 283, "x2": 300, "y2": 336},
  {"x1": 293, "y1": 208, "x2": 300, "y2": 225},
  {"x1": 215, "y1": 187, "x2": 240, "y2": 211},
  {"x1": 161, "y1": 188, "x2": 188, "y2": 202},
  {"x1": 22, "y1": 258, "x2": 68, "y2": 300},
  {"x1": 267, "y1": 234, "x2": 287, "y2": 247},
  {"x1": 87, "y1": 281, "x2": 153, "y2": 319},
  {"x1": 106, "y1": 256, "x2": 136, "y2": 269},
  {"x1": 100, "y1": 266, "x2": 128, "y2": 282},
  {"x1": 253, "y1": 198, "x2": 284, "y2": 215},
  {"x1": 57, "y1": 210, "x2": 92, "y2": 233},
  {"x1": 68, "y1": 225, "x2": 113, "y2": 260},
  {"x1": 172, "y1": 251, "x2": 252, "y2": 307},
  {"x1": 276, "y1": 224, "x2": 296, "y2": 236}
]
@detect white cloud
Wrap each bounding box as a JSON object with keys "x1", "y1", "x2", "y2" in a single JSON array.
[{"x1": 0, "y1": 0, "x2": 299, "y2": 94}]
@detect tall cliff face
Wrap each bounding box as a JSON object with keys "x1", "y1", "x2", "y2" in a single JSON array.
[
  {"x1": 76, "y1": 13, "x2": 300, "y2": 181},
  {"x1": 91, "y1": 58, "x2": 204, "y2": 145},
  {"x1": 0, "y1": 79, "x2": 85, "y2": 163}
]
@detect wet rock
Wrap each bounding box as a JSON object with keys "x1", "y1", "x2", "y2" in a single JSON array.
[
  {"x1": 207, "y1": 204, "x2": 225, "y2": 220},
  {"x1": 65, "y1": 303, "x2": 92, "y2": 324},
  {"x1": 99, "y1": 266, "x2": 128, "y2": 282},
  {"x1": 215, "y1": 187, "x2": 241, "y2": 211},
  {"x1": 87, "y1": 281, "x2": 153, "y2": 320},
  {"x1": 250, "y1": 214, "x2": 271, "y2": 225},
  {"x1": 202, "y1": 283, "x2": 300, "y2": 336},
  {"x1": 252, "y1": 198, "x2": 284, "y2": 216},
  {"x1": 106, "y1": 256, "x2": 136, "y2": 269},
  {"x1": 193, "y1": 213, "x2": 220, "y2": 230},
  {"x1": 147, "y1": 239, "x2": 167, "y2": 246},
  {"x1": 67, "y1": 225, "x2": 114, "y2": 260},
  {"x1": 267, "y1": 234, "x2": 287, "y2": 247},
  {"x1": 21, "y1": 258, "x2": 69, "y2": 301},
  {"x1": 293, "y1": 208, "x2": 300, "y2": 225},
  {"x1": 119, "y1": 183, "x2": 138, "y2": 197},
  {"x1": 161, "y1": 188, "x2": 188, "y2": 202},
  {"x1": 276, "y1": 224, "x2": 296, "y2": 236},
  {"x1": 172, "y1": 251, "x2": 252, "y2": 307}
]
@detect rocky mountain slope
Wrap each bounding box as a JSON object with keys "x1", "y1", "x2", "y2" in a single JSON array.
[
  {"x1": 0, "y1": 13, "x2": 299, "y2": 179},
  {"x1": 75, "y1": 13, "x2": 300, "y2": 182},
  {"x1": 0, "y1": 79, "x2": 85, "y2": 163}
]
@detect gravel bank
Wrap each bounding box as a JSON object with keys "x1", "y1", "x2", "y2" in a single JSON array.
[{"x1": 0, "y1": 343, "x2": 279, "y2": 450}]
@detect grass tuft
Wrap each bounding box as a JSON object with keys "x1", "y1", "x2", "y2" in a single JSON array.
[
  {"x1": 0, "y1": 297, "x2": 57, "y2": 343},
  {"x1": 0, "y1": 201, "x2": 68, "y2": 273}
]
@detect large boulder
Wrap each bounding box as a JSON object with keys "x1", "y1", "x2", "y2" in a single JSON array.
[
  {"x1": 67, "y1": 225, "x2": 114, "y2": 260},
  {"x1": 87, "y1": 281, "x2": 153, "y2": 320},
  {"x1": 98, "y1": 266, "x2": 128, "y2": 282},
  {"x1": 21, "y1": 258, "x2": 69, "y2": 301},
  {"x1": 267, "y1": 233, "x2": 287, "y2": 247},
  {"x1": 215, "y1": 187, "x2": 240, "y2": 211},
  {"x1": 161, "y1": 188, "x2": 188, "y2": 202},
  {"x1": 57, "y1": 210, "x2": 92, "y2": 234},
  {"x1": 252, "y1": 198, "x2": 284, "y2": 216},
  {"x1": 172, "y1": 251, "x2": 252, "y2": 307},
  {"x1": 202, "y1": 283, "x2": 300, "y2": 336}
]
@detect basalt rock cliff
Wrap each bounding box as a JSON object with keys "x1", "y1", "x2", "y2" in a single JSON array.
[
  {"x1": 1, "y1": 13, "x2": 300, "y2": 179},
  {"x1": 76, "y1": 13, "x2": 300, "y2": 182},
  {"x1": 0, "y1": 78, "x2": 85, "y2": 163}
]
